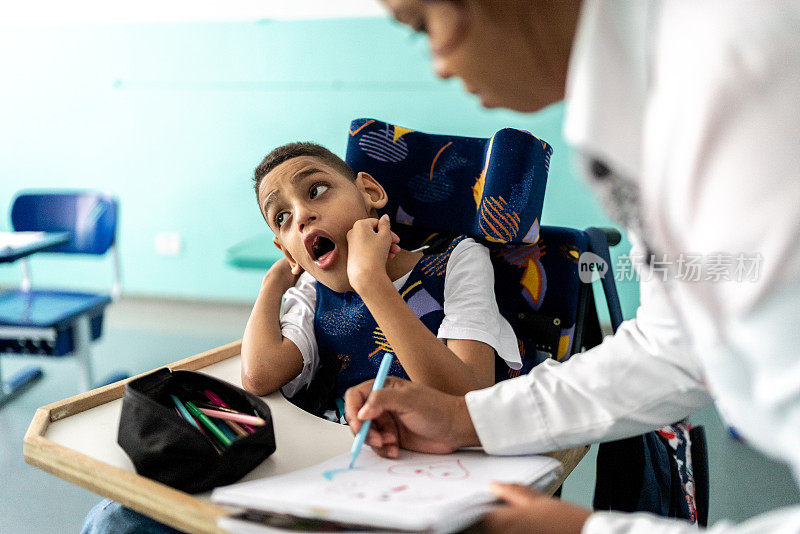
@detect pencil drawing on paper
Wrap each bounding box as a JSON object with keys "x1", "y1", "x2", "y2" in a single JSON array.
[
  {"x1": 322, "y1": 479, "x2": 446, "y2": 503},
  {"x1": 387, "y1": 459, "x2": 470, "y2": 480}
]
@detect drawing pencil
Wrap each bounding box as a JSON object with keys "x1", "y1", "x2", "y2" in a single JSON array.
[
  {"x1": 170, "y1": 394, "x2": 201, "y2": 431},
  {"x1": 199, "y1": 407, "x2": 266, "y2": 426},
  {"x1": 349, "y1": 353, "x2": 394, "y2": 469},
  {"x1": 185, "y1": 401, "x2": 233, "y2": 447},
  {"x1": 170, "y1": 394, "x2": 224, "y2": 453},
  {"x1": 203, "y1": 389, "x2": 257, "y2": 432},
  {"x1": 215, "y1": 416, "x2": 238, "y2": 442},
  {"x1": 223, "y1": 419, "x2": 249, "y2": 438}
]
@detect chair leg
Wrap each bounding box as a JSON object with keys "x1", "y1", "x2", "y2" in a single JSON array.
[
  {"x1": 73, "y1": 316, "x2": 95, "y2": 392},
  {"x1": 0, "y1": 360, "x2": 44, "y2": 407}
]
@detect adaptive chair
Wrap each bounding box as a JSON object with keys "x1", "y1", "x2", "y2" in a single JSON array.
[
  {"x1": 336, "y1": 118, "x2": 708, "y2": 525},
  {"x1": 0, "y1": 191, "x2": 127, "y2": 405},
  {"x1": 345, "y1": 118, "x2": 619, "y2": 370}
]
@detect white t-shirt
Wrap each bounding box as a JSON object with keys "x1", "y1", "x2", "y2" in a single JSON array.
[{"x1": 278, "y1": 238, "x2": 523, "y2": 397}]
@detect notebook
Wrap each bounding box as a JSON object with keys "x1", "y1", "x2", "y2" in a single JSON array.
[{"x1": 211, "y1": 449, "x2": 562, "y2": 533}]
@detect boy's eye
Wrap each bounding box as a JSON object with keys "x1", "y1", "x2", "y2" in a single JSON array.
[
  {"x1": 275, "y1": 212, "x2": 288, "y2": 228},
  {"x1": 309, "y1": 184, "x2": 329, "y2": 199}
]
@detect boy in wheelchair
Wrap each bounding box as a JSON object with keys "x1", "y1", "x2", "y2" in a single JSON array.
[{"x1": 241, "y1": 142, "x2": 522, "y2": 421}]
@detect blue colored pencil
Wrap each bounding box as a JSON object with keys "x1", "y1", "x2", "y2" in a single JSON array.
[
  {"x1": 348, "y1": 353, "x2": 393, "y2": 469},
  {"x1": 170, "y1": 394, "x2": 200, "y2": 431}
]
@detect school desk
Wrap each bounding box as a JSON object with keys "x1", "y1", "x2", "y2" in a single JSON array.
[
  {"x1": 0, "y1": 230, "x2": 71, "y2": 264},
  {"x1": 0, "y1": 230, "x2": 71, "y2": 406},
  {"x1": 23, "y1": 340, "x2": 589, "y2": 534}
]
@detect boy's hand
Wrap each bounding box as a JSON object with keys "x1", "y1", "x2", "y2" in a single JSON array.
[
  {"x1": 346, "y1": 214, "x2": 401, "y2": 294},
  {"x1": 262, "y1": 257, "x2": 301, "y2": 293}
]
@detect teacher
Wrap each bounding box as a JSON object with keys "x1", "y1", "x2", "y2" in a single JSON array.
[{"x1": 346, "y1": 1, "x2": 800, "y2": 533}]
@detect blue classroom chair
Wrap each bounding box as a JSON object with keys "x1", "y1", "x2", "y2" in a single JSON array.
[
  {"x1": 340, "y1": 118, "x2": 707, "y2": 524},
  {"x1": 0, "y1": 191, "x2": 127, "y2": 404}
]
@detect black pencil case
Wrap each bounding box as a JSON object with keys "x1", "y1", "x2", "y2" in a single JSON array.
[{"x1": 118, "y1": 368, "x2": 276, "y2": 494}]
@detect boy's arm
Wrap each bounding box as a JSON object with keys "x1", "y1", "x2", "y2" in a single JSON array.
[
  {"x1": 241, "y1": 258, "x2": 305, "y2": 396},
  {"x1": 363, "y1": 286, "x2": 496, "y2": 395},
  {"x1": 347, "y1": 216, "x2": 494, "y2": 395}
]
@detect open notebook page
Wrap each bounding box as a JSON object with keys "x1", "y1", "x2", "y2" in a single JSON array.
[{"x1": 212, "y1": 449, "x2": 562, "y2": 532}]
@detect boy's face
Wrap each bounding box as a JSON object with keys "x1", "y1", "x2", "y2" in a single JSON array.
[{"x1": 258, "y1": 155, "x2": 388, "y2": 292}]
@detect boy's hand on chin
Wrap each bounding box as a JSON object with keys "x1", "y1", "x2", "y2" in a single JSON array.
[
  {"x1": 346, "y1": 214, "x2": 401, "y2": 295},
  {"x1": 263, "y1": 257, "x2": 302, "y2": 293}
]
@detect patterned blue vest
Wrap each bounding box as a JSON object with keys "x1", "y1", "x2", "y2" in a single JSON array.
[{"x1": 314, "y1": 236, "x2": 467, "y2": 398}]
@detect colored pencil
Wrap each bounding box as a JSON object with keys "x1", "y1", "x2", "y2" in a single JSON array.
[
  {"x1": 185, "y1": 401, "x2": 233, "y2": 447},
  {"x1": 224, "y1": 419, "x2": 249, "y2": 437},
  {"x1": 170, "y1": 394, "x2": 200, "y2": 431},
  {"x1": 199, "y1": 407, "x2": 266, "y2": 426},
  {"x1": 203, "y1": 389, "x2": 257, "y2": 433},
  {"x1": 349, "y1": 353, "x2": 394, "y2": 469},
  {"x1": 170, "y1": 394, "x2": 223, "y2": 453}
]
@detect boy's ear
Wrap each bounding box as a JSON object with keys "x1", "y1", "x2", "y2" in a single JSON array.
[
  {"x1": 355, "y1": 172, "x2": 388, "y2": 213},
  {"x1": 273, "y1": 237, "x2": 303, "y2": 275}
]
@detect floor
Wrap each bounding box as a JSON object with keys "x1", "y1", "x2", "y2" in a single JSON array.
[{"x1": 1, "y1": 298, "x2": 798, "y2": 533}]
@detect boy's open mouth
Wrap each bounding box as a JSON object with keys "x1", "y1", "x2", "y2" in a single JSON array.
[
  {"x1": 311, "y1": 235, "x2": 335, "y2": 260},
  {"x1": 305, "y1": 231, "x2": 338, "y2": 269}
]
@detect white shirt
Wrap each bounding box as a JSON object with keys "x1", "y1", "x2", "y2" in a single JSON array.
[
  {"x1": 466, "y1": 1, "x2": 800, "y2": 532},
  {"x1": 279, "y1": 238, "x2": 522, "y2": 397}
]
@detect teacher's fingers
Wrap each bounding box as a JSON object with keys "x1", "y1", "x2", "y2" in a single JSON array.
[
  {"x1": 356, "y1": 378, "x2": 410, "y2": 421},
  {"x1": 343, "y1": 380, "x2": 402, "y2": 455},
  {"x1": 485, "y1": 486, "x2": 593, "y2": 534},
  {"x1": 481, "y1": 507, "x2": 519, "y2": 534},
  {"x1": 373, "y1": 443, "x2": 401, "y2": 458},
  {"x1": 489, "y1": 482, "x2": 541, "y2": 506},
  {"x1": 343, "y1": 379, "x2": 375, "y2": 434},
  {"x1": 358, "y1": 407, "x2": 402, "y2": 459},
  {"x1": 368, "y1": 415, "x2": 401, "y2": 458}
]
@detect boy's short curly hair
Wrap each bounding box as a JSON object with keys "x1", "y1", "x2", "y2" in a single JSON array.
[{"x1": 253, "y1": 142, "x2": 357, "y2": 201}]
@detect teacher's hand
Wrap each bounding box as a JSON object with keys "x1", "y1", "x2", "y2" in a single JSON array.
[
  {"x1": 344, "y1": 377, "x2": 480, "y2": 457},
  {"x1": 482, "y1": 483, "x2": 592, "y2": 534}
]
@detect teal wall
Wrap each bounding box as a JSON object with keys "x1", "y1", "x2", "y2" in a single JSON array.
[{"x1": 0, "y1": 18, "x2": 639, "y2": 318}]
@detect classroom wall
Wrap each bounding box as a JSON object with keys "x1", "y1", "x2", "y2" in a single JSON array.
[{"x1": 0, "y1": 18, "x2": 639, "y2": 318}]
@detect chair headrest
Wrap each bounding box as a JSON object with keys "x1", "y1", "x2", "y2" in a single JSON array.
[{"x1": 345, "y1": 118, "x2": 552, "y2": 245}]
